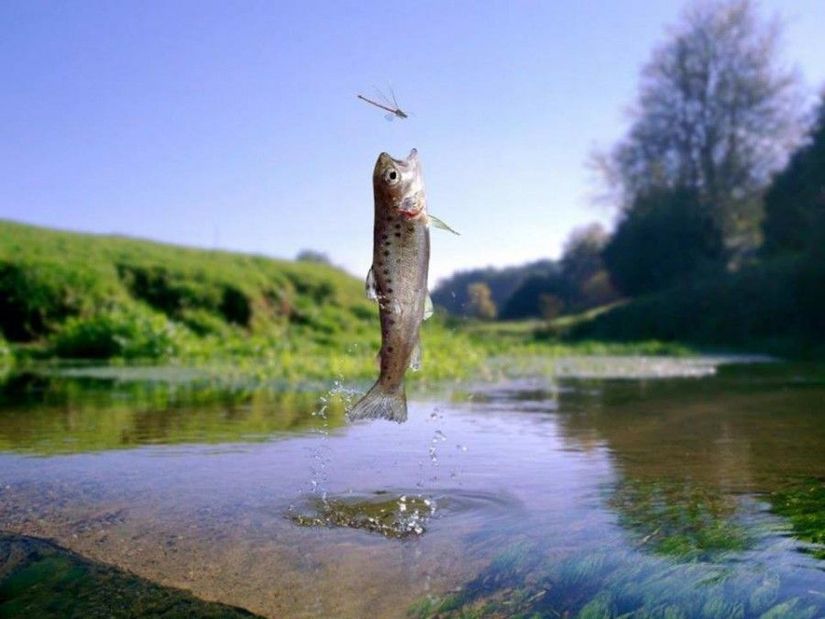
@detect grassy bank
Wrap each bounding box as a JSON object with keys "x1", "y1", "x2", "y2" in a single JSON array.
[
  {"x1": 563, "y1": 256, "x2": 823, "y2": 359},
  {"x1": 1, "y1": 220, "x2": 690, "y2": 384}
]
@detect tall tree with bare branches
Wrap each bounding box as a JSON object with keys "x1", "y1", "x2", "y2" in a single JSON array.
[{"x1": 596, "y1": 0, "x2": 803, "y2": 255}]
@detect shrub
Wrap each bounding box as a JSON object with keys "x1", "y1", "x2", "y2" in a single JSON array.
[
  {"x1": 0, "y1": 261, "x2": 110, "y2": 341},
  {"x1": 0, "y1": 335, "x2": 12, "y2": 375},
  {"x1": 50, "y1": 305, "x2": 188, "y2": 360}
]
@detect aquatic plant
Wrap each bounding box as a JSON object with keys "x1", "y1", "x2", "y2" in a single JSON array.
[
  {"x1": 607, "y1": 479, "x2": 752, "y2": 561},
  {"x1": 769, "y1": 478, "x2": 825, "y2": 560},
  {"x1": 409, "y1": 542, "x2": 822, "y2": 618}
]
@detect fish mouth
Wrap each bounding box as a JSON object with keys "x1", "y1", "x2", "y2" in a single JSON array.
[
  {"x1": 397, "y1": 190, "x2": 425, "y2": 219},
  {"x1": 378, "y1": 149, "x2": 418, "y2": 167}
]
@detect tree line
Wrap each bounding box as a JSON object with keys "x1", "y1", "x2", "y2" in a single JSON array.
[{"x1": 435, "y1": 0, "x2": 824, "y2": 347}]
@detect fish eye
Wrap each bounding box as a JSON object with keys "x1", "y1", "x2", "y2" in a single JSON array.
[{"x1": 383, "y1": 168, "x2": 400, "y2": 185}]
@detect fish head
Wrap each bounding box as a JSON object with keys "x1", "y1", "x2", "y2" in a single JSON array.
[{"x1": 373, "y1": 149, "x2": 426, "y2": 219}]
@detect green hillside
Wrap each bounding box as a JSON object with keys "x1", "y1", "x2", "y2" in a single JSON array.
[
  {"x1": 0, "y1": 220, "x2": 487, "y2": 380},
  {"x1": 0, "y1": 219, "x2": 373, "y2": 341}
]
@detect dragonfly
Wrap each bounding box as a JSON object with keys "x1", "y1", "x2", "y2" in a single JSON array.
[{"x1": 357, "y1": 87, "x2": 409, "y2": 121}]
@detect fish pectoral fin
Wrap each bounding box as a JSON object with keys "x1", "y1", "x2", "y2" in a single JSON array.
[
  {"x1": 409, "y1": 336, "x2": 422, "y2": 371},
  {"x1": 428, "y1": 214, "x2": 460, "y2": 236},
  {"x1": 424, "y1": 293, "x2": 433, "y2": 320},
  {"x1": 365, "y1": 266, "x2": 378, "y2": 301}
]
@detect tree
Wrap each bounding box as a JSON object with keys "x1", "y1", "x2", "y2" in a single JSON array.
[
  {"x1": 538, "y1": 294, "x2": 564, "y2": 321},
  {"x1": 466, "y1": 282, "x2": 497, "y2": 320},
  {"x1": 559, "y1": 223, "x2": 618, "y2": 309},
  {"x1": 431, "y1": 260, "x2": 556, "y2": 317},
  {"x1": 596, "y1": 0, "x2": 802, "y2": 254},
  {"x1": 296, "y1": 249, "x2": 331, "y2": 264},
  {"x1": 603, "y1": 188, "x2": 725, "y2": 295},
  {"x1": 560, "y1": 224, "x2": 609, "y2": 287},
  {"x1": 763, "y1": 94, "x2": 825, "y2": 254}
]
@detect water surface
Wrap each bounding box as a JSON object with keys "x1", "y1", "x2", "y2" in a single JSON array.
[{"x1": 1, "y1": 359, "x2": 824, "y2": 617}]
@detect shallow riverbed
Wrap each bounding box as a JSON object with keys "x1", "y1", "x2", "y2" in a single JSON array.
[{"x1": 1, "y1": 358, "x2": 824, "y2": 617}]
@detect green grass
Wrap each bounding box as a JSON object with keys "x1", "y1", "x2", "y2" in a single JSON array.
[{"x1": 1, "y1": 220, "x2": 698, "y2": 382}]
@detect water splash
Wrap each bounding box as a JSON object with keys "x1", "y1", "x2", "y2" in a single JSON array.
[
  {"x1": 429, "y1": 429, "x2": 447, "y2": 467},
  {"x1": 307, "y1": 379, "x2": 358, "y2": 503}
]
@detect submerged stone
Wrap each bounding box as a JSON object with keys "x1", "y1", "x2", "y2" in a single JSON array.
[
  {"x1": 0, "y1": 533, "x2": 258, "y2": 618},
  {"x1": 290, "y1": 493, "x2": 436, "y2": 539}
]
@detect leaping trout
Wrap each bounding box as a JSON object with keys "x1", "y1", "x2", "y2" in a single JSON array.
[{"x1": 347, "y1": 149, "x2": 457, "y2": 423}]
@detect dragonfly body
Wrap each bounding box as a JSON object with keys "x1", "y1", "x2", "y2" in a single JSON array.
[{"x1": 357, "y1": 93, "x2": 409, "y2": 120}]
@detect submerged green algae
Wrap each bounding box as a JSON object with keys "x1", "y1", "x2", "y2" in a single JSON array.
[
  {"x1": 608, "y1": 479, "x2": 752, "y2": 560},
  {"x1": 408, "y1": 542, "x2": 822, "y2": 619},
  {"x1": 769, "y1": 478, "x2": 825, "y2": 560}
]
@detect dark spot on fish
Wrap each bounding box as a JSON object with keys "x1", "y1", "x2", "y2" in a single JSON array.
[
  {"x1": 388, "y1": 288, "x2": 393, "y2": 293},
  {"x1": 387, "y1": 347, "x2": 394, "y2": 352},
  {"x1": 383, "y1": 269, "x2": 389, "y2": 275},
  {"x1": 395, "y1": 223, "x2": 401, "y2": 229},
  {"x1": 408, "y1": 226, "x2": 414, "y2": 232},
  {"x1": 394, "y1": 232, "x2": 401, "y2": 238},
  {"x1": 385, "y1": 241, "x2": 391, "y2": 247},
  {"x1": 386, "y1": 278, "x2": 392, "y2": 283},
  {"x1": 395, "y1": 258, "x2": 401, "y2": 264},
  {"x1": 381, "y1": 234, "x2": 388, "y2": 240}
]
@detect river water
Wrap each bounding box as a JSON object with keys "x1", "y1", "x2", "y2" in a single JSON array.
[{"x1": 1, "y1": 358, "x2": 824, "y2": 618}]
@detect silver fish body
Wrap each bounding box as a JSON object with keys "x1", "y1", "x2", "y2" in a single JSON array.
[{"x1": 348, "y1": 149, "x2": 430, "y2": 423}]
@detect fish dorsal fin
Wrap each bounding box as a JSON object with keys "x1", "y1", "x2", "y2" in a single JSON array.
[
  {"x1": 365, "y1": 267, "x2": 378, "y2": 301},
  {"x1": 428, "y1": 214, "x2": 460, "y2": 235},
  {"x1": 409, "y1": 336, "x2": 422, "y2": 371},
  {"x1": 424, "y1": 293, "x2": 433, "y2": 320}
]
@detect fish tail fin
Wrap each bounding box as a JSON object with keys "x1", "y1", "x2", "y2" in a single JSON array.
[{"x1": 347, "y1": 381, "x2": 407, "y2": 423}]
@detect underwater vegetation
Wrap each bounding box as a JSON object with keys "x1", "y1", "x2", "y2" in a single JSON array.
[
  {"x1": 608, "y1": 479, "x2": 751, "y2": 560},
  {"x1": 409, "y1": 477, "x2": 825, "y2": 618},
  {"x1": 409, "y1": 541, "x2": 821, "y2": 619},
  {"x1": 769, "y1": 478, "x2": 825, "y2": 560}
]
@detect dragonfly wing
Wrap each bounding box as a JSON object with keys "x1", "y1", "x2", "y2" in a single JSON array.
[
  {"x1": 384, "y1": 113, "x2": 395, "y2": 122},
  {"x1": 388, "y1": 85, "x2": 401, "y2": 110}
]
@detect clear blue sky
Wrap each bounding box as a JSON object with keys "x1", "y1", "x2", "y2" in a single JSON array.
[{"x1": 1, "y1": 1, "x2": 823, "y2": 283}]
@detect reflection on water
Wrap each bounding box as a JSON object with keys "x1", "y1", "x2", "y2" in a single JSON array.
[
  {"x1": 0, "y1": 359, "x2": 824, "y2": 617},
  {"x1": 0, "y1": 371, "x2": 347, "y2": 454}
]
